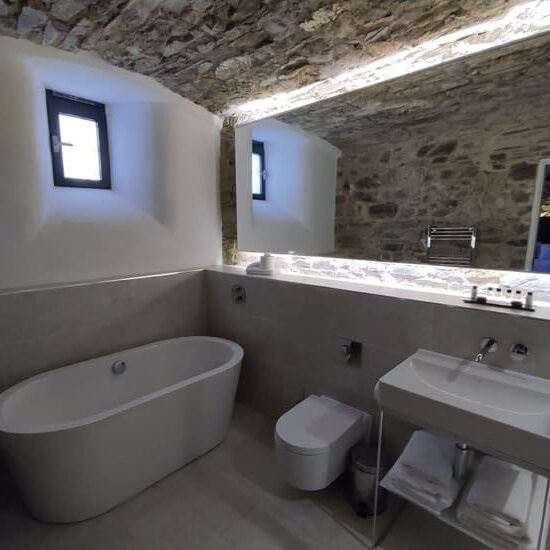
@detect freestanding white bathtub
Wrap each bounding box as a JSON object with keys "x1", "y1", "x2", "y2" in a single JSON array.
[{"x1": 0, "y1": 336, "x2": 243, "y2": 523}]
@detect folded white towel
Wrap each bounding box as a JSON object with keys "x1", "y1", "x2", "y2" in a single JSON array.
[
  {"x1": 382, "y1": 463, "x2": 460, "y2": 514},
  {"x1": 467, "y1": 457, "x2": 531, "y2": 533},
  {"x1": 457, "y1": 457, "x2": 547, "y2": 548},
  {"x1": 381, "y1": 430, "x2": 461, "y2": 514},
  {"x1": 399, "y1": 430, "x2": 456, "y2": 488}
]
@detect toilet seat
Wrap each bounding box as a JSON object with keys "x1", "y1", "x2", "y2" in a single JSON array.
[{"x1": 275, "y1": 395, "x2": 365, "y2": 456}]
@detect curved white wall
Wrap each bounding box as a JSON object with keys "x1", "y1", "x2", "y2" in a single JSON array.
[
  {"x1": 236, "y1": 118, "x2": 340, "y2": 255},
  {"x1": 0, "y1": 37, "x2": 222, "y2": 290}
]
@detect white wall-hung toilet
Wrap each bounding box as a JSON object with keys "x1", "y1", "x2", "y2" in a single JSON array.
[{"x1": 275, "y1": 395, "x2": 372, "y2": 491}]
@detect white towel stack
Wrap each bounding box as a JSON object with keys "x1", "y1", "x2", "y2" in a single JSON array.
[
  {"x1": 381, "y1": 430, "x2": 461, "y2": 514},
  {"x1": 457, "y1": 456, "x2": 547, "y2": 549}
]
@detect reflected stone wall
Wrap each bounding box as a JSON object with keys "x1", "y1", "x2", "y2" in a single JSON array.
[
  {"x1": 276, "y1": 31, "x2": 550, "y2": 271},
  {"x1": 334, "y1": 124, "x2": 548, "y2": 270}
]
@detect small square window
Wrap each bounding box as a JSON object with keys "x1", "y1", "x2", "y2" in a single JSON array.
[
  {"x1": 252, "y1": 140, "x2": 266, "y2": 200},
  {"x1": 46, "y1": 90, "x2": 111, "y2": 189}
]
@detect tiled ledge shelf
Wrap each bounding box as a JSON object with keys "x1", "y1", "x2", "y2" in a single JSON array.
[
  {"x1": 2, "y1": 262, "x2": 550, "y2": 322},
  {"x1": 0, "y1": 268, "x2": 204, "y2": 296},
  {"x1": 231, "y1": 253, "x2": 550, "y2": 321}
]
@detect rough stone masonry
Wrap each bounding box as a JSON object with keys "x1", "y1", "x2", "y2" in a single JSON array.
[{"x1": 0, "y1": 0, "x2": 526, "y2": 114}]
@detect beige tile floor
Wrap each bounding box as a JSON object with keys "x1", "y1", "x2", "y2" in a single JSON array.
[{"x1": 0, "y1": 403, "x2": 483, "y2": 550}]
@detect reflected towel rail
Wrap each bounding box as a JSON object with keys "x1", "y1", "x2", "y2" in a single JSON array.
[{"x1": 426, "y1": 225, "x2": 476, "y2": 267}]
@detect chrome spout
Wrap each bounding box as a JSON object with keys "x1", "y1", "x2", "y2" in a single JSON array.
[{"x1": 474, "y1": 338, "x2": 497, "y2": 363}]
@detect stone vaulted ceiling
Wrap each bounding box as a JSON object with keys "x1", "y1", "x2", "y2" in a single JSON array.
[
  {"x1": 276, "y1": 31, "x2": 550, "y2": 150},
  {"x1": 0, "y1": 0, "x2": 528, "y2": 115}
]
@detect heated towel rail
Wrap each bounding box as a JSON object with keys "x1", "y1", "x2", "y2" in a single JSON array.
[{"x1": 426, "y1": 225, "x2": 477, "y2": 267}]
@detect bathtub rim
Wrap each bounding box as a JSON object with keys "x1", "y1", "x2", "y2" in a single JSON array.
[{"x1": 0, "y1": 336, "x2": 243, "y2": 436}]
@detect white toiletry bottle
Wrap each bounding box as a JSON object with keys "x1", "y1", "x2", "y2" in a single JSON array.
[{"x1": 512, "y1": 290, "x2": 523, "y2": 309}]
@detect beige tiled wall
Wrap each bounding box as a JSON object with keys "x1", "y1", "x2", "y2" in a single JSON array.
[
  {"x1": 0, "y1": 271, "x2": 206, "y2": 392},
  {"x1": 2, "y1": 266, "x2": 548, "y2": 455},
  {"x1": 206, "y1": 269, "x2": 550, "y2": 455}
]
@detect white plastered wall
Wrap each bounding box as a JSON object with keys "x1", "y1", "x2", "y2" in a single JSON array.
[
  {"x1": 0, "y1": 37, "x2": 222, "y2": 290},
  {"x1": 235, "y1": 118, "x2": 340, "y2": 255}
]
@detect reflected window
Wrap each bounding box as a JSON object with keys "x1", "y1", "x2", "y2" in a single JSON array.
[
  {"x1": 252, "y1": 140, "x2": 266, "y2": 200},
  {"x1": 46, "y1": 90, "x2": 111, "y2": 189}
]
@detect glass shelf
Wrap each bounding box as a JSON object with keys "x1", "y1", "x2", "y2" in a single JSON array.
[
  {"x1": 375, "y1": 411, "x2": 550, "y2": 550},
  {"x1": 384, "y1": 474, "x2": 548, "y2": 549}
]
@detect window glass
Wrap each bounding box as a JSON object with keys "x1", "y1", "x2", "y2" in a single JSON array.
[
  {"x1": 58, "y1": 114, "x2": 101, "y2": 181},
  {"x1": 251, "y1": 140, "x2": 266, "y2": 200},
  {"x1": 252, "y1": 152, "x2": 263, "y2": 196},
  {"x1": 46, "y1": 89, "x2": 111, "y2": 189}
]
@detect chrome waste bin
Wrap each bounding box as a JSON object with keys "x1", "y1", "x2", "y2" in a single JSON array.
[{"x1": 348, "y1": 441, "x2": 387, "y2": 517}]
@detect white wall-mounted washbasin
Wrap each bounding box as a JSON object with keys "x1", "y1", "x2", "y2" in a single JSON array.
[{"x1": 375, "y1": 350, "x2": 550, "y2": 474}]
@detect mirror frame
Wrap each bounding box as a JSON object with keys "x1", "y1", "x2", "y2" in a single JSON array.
[{"x1": 525, "y1": 159, "x2": 550, "y2": 271}]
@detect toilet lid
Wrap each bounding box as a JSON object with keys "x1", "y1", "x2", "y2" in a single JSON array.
[{"x1": 275, "y1": 395, "x2": 363, "y2": 456}]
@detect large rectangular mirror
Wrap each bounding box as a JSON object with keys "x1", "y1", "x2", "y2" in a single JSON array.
[{"x1": 235, "y1": 31, "x2": 550, "y2": 273}]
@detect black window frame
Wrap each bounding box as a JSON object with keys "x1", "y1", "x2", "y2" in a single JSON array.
[
  {"x1": 252, "y1": 140, "x2": 266, "y2": 200},
  {"x1": 46, "y1": 89, "x2": 112, "y2": 189}
]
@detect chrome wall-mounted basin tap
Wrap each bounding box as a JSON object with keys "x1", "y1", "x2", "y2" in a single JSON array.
[{"x1": 474, "y1": 338, "x2": 497, "y2": 363}]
